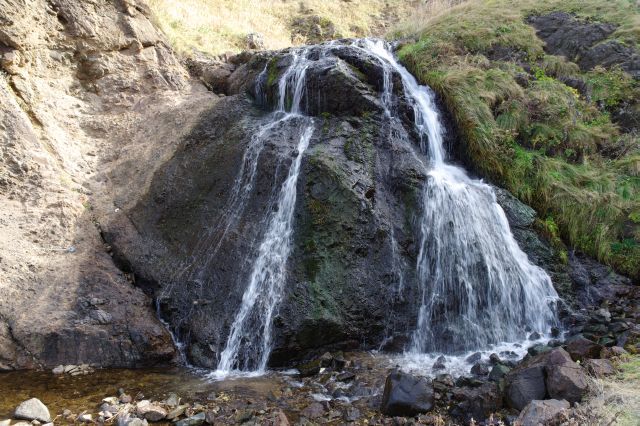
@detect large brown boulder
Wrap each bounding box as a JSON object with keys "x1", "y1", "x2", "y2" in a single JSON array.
[
  {"x1": 505, "y1": 348, "x2": 589, "y2": 410},
  {"x1": 544, "y1": 350, "x2": 589, "y2": 402},
  {"x1": 565, "y1": 336, "x2": 602, "y2": 362}
]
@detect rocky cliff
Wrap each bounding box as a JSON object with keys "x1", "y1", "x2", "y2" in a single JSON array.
[
  {"x1": 0, "y1": 0, "x2": 217, "y2": 369},
  {"x1": 1, "y1": 0, "x2": 637, "y2": 372}
]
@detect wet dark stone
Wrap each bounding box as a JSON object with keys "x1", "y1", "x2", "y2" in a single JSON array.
[
  {"x1": 488, "y1": 364, "x2": 511, "y2": 382},
  {"x1": 528, "y1": 345, "x2": 551, "y2": 356},
  {"x1": 466, "y1": 352, "x2": 482, "y2": 364},
  {"x1": 380, "y1": 371, "x2": 435, "y2": 417},
  {"x1": 451, "y1": 382, "x2": 502, "y2": 422},
  {"x1": 471, "y1": 362, "x2": 490, "y2": 376}
]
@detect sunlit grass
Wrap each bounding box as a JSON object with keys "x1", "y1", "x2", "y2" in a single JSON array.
[
  {"x1": 396, "y1": 0, "x2": 640, "y2": 278},
  {"x1": 147, "y1": 0, "x2": 418, "y2": 56}
]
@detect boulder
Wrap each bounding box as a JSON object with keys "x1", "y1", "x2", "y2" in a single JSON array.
[
  {"x1": 380, "y1": 371, "x2": 435, "y2": 417},
  {"x1": 515, "y1": 399, "x2": 570, "y2": 426},
  {"x1": 505, "y1": 364, "x2": 547, "y2": 410},
  {"x1": 451, "y1": 383, "x2": 502, "y2": 422},
  {"x1": 565, "y1": 336, "x2": 602, "y2": 361},
  {"x1": 488, "y1": 364, "x2": 511, "y2": 382},
  {"x1": 544, "y1": 349, "x2": 589, "y2": 403},
  {"x1": 583, "y1": 358, "x2": 616, "y2": 377},
  {"x1": 202, "y1": 65, "x2": 234, "y2": 94},
  {"x1": 505, "y1": 348, "x2": 588, "y2": 409},
  {"x1": 14, "y1": 398, "x2": 51, "y2": 423}
]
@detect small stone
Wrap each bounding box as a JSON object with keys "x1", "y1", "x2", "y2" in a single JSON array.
[
  {"x1": 165, "y1": 393, "x2": 180, "y2": 408},
  {"x1": 0, "y1": 420, "x2": 9, "y2": 426},
  {"x1": 432, "y1": 355, "x2": 446, "y2": 371},
  {"x1": 175, "y1": 412, "x2": 206, "y2": 426},
  {"x1": 102, "y1": 397, "x2": 119, "y2": 405},
  {"x1": 136, "y1": 400, "x2": 167, "y2": 422},
  {"x1": 52, "y1": 365, "x2": 64, "y2": 375},
  {"x1": 336, "y1": 371, "x2": 355, "y2": 382},
  {"x1": 528, "y1": 344, "x2": 551, "y2": 356},
  {"x1": 489, "y1": 353, "x2": 501, "y2": 364},
  {"x1": 14, "y1": 398, "x2": 51, "y2": 423},
  {"x1": 471, "y1": 362, "x2": 489, "y2": 376},
  {"x1": 166, "y1": 405, "x2": 189, "y2": 420},
  {"x1": 529, "y1": 332, "x2": 542, "y2": 340},
  {"x1": 234, "y1": 409, "x2": 254, "y2": 423},
  {"x1": 344, "y1": 407, "x2": 360, "y2": 422},
  {"x1": 77, "y1": 413, "x2": 92, "y2": 422},
  {"x1": 300, "y1": 403, "x2": 324, "y2": 419},
  {"x1": 120, "y1": 394, "x2": 133, "y2": 404},
  {"x1": 489, "y1": 364, "x2": 511, "y2": 382}
]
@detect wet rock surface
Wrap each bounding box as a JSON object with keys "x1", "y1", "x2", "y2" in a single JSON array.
[
  {"x1": 103, "y1": 41, "x2": 429, "y2": 368},
  {"x1": 380, "y1": 371, "x2": 434, "y2": 417}
]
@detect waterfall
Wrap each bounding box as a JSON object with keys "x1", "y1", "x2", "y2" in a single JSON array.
[
  {"x1": 360, "y1": 39, "x2": 559, "y2": 354},
  {"x1": 206, "y1": 38, "x2": 557, "y2": 378},
  {"x1": 214, "y1": 49, "x2": 315, "y2": 376}
]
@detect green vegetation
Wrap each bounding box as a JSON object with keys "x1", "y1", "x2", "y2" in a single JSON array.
[{"x1": 395, "y1": 0, "x2": 640, "y2": 279}]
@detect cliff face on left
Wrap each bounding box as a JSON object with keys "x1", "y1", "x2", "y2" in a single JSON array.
[{"x1": 0, "y1": 0, "x2": 218, "y2": 370}]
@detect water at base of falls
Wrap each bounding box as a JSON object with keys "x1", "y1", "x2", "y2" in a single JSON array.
[{"x1": 204, "y1": 38, "x2": 558, "y2": 379}]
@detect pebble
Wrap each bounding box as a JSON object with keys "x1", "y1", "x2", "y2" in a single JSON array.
[
  {"x1": 77, "y1": 413, "x2": 93, "y2": 422},
  {"x1": 14, "y1": 398, "x2": 51, "y2": 423}
]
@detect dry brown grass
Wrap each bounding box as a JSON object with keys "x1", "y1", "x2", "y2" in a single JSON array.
[
  {"x1": 564, "y1": 356, "x2": 640, "y2": 426},
  {"x1": 390, "y1": 0, "x2": 470, "y2": 38},
  {"x1": 147, "y1": 0, "x2": 421, "y2": 56}
]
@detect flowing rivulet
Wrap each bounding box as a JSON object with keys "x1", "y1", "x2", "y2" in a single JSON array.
[{"x1": 360, "y1": 39, "x2": 558, "y2": 353}]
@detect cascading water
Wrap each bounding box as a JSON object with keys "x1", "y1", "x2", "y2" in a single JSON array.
[
  {"x1": 213, "y1": 49, "x2": 315, "y2": 376},
  {"x1": 358, "y1": 40, "x2": 559, "y2": 357},
  {"x1": 181, "y1": 38, "x2": 558, "y2": 378}
]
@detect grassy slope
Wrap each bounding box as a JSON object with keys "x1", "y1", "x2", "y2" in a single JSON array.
[
  {"x1": 147, "y1": 0, "x2": 418, "y2": 56},
  {"x1": 395, "y1": 0, "x2": 640, "y2": 279}
]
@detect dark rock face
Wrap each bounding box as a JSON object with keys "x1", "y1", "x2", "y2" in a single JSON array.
[
  {"x1": 528, "y1": 12, "x2": 639, "y2": 78},
  {"x1": 103, "y1": 42, "x2": 428, "y2": 368},
  {"x1": 505, "y1": 348, "x2": 588, "y2": 410},
  {"x1": 380, "y1": 371, "x2": 435, "y2": 417}
]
